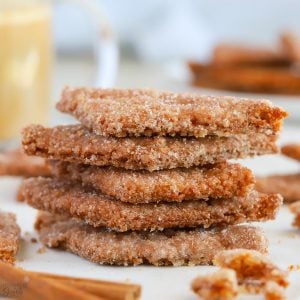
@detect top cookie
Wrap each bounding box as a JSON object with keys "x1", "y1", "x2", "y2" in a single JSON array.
[{"x1": 57, "y1": 87, "x2": 287, "y2": 138}]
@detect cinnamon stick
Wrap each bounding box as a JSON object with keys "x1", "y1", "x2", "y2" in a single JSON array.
[
  {"x1": 32, "y1": 272, "x2": 141, "y2": 300},
  {"x1": 0, "y1": 262, "x2": 141, "y2": 300}
]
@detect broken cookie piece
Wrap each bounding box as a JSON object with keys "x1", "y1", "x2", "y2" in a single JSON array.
[
  {"x1": 191, "y1": 268, "x2": 238, "y2": 300},
  {"x1": 0, "y1": 211, "x2": 20, "y2": 264},
  {"x1": 191, "y1": 268, "x2": 287, "y2": 300},
  {"x1": 213, "y1": 249, "x2": 288, "y2": 288}
]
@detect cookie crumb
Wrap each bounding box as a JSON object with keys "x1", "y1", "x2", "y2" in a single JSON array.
[
  {"x1": 37, "y1": 246, "x2": 46, "y2": 254},
  {"x1": 288, "y1": 264, "x2": 300, "y2": 271},
  {"x1": 287, "y1": 232, "x2": 297, "y2": 239},
  {"x1": 264, "y1": 281, "x2": 286, "y2": 300},
  {"x1": 191, "y1": 268, "x2": 238, "y2": 300},
  {"x1": 289, "y1": 201, "x2": 300, "y2": 227}
]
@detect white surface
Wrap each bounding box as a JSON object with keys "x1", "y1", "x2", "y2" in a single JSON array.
[{"x1": 0, "y1": 125, "x2": 300, "y2": 300}]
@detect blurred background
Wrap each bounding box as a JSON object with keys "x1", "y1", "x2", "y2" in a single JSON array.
[
  {"x1": 54, "y1": 0, "x2": 300, "y2": 59},
  {"x1": 1, "y1": 0, "x2": 299, "y2": 147},
  {"x1": 52, "y1": 0, "x2": 300, "y2": 89},
  {"x1": 54, "y1": 0, "x2": 300, "y2": 125}
]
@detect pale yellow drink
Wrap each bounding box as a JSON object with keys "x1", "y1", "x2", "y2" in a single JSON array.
[{"x1": 0, "y1": 1, "x2": 52, "y2": 140}]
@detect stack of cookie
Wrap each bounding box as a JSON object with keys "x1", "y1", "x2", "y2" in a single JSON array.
[{"x1": 20, "y1": 88, "x2": 287, "y2": 266}]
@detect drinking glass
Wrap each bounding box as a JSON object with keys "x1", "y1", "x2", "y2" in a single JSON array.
[{"x1": 0, "y1": 0, "x2": 118, "y2": 147}]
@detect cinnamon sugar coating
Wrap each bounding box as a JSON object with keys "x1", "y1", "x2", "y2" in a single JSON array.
[
  {"x1": 0, "y1": 148, "x2": 50, "y2": 177},
  {"x1": 56, "y1": 87, "x2": 287, "y2": 137},
  {"x1": 22, "y1": 124, "x2": 278, "y2": 171},
  {"x1": 289, "y1": 201, "x2": 300, "y2": 227},
  {"x1": 191, "y1": 268, "x2": 238, "y2": 300},
  {"x1": 21, "y1": 177, "x2": 282, "y2": 232},
  {"x1": 213, "y1": 249, "x2": 289, "y2": 288},
  {"x1": 256, "y1": 174, "x2": 300, "y2": 203},
  {"x1": 49, "y1": 161, "x2": 254, "y2": 203},
  {"x1": 0, "y1": 211, "x2": 20, "y2": 264},
  {"x1": 35, "y1": 212, "x2": 268, "y2": 266},
  {"x1": 281, "y1": 144, "x2": 300, "y2": 162}
]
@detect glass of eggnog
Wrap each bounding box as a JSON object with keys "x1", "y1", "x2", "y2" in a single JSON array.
[{"x1": 0, "y1": 0, "x2": 118, "y2": 147}]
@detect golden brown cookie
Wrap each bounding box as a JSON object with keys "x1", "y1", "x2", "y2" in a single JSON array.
[
  {"x1": 56, "y1": 87, "x2": 287, "y2": 137},
  {"x1": 21, "y1": 177, "x2": 283, "y2": 232},
  {"x1": 49, "y1": 161, "x2": 254, "y2": 203},
  {"x1": 22, "y1": 125, "x2": 278, "y2": 171},
  {"x1": 35, "y1": 212, "x2": 268, "y2": 266}
]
